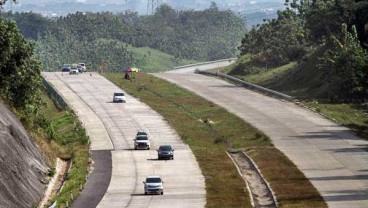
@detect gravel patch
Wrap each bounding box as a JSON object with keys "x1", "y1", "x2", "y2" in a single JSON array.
[{"x1": 228, "y1": 151, "x2": 277, "y2": 208}]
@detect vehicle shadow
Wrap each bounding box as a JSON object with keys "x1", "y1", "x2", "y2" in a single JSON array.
[
  {"x1": 106, "y1": 101, "x2": 126, "y2": 103},
  {"x1": 147, "y1": 158, "x2": 159, "y2": 161},
  {"x1": 147, "y1": 158, "x2": 172, "y2": 161},
  {"x1": 130, "y1": 193, "x2": 147, "y2": 196},
  {"x1": 122, "y1": 148, "x2": 150, "y2": 151}
]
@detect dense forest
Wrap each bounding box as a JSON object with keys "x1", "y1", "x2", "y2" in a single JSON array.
[
  {"x1": 237, "y1": 0, "x2": 368, "y2": 102},
  {"x1": 4, "y1": 3, "x2": 245, "y2": 72}
]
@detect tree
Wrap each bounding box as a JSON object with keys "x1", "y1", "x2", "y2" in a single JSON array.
[
  {"x1": 239, "y1": 9, "x2": 308, "y2": 67},
  {"x1": 320, "y1": 24, "x2": 368, "y2": 101},
  {"x1": 0, "y1": 17, "x2": 43, "y2": 114},
  {"x1": 286, "y1": 0, "x2": 368, "y2": 46},
  {"x1": 0, "y1": 0, "x2": 16, "y2": 6}
]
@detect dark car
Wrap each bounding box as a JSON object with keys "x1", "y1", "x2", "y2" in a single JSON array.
[
  {"x1": 61, "y1": 64, "x2": 71, "y2": 72},
  {"x1": 157, "y1": 145, "x2": 174, "y2": 160}
]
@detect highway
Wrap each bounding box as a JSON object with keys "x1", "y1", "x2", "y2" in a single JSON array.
[
  {"x1": 42, "y1": 72, "x2": 205, "y2": 208},
  {"x1": 154, "y1": 64, "x2": 368, "y2": 208}
]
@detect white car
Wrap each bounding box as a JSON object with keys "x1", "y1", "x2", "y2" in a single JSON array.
[
  {"x1": 69, "y1": 68, "x2": 79, "y2": 75},
  {"x1": 143, "y1": 176, "x2": 164, "y2": 195},
  {"x1": 113, "y1": 92, "x2": 126, "y2": 103},
  {"x1": 78, "y1": 63, "x2": 86, "y2": 72},
  {"x1": 134, "y1": 132, "x2": 150, "y2": 150}
]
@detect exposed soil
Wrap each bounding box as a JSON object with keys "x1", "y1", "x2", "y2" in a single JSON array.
[
  {"x1": 228, "y1": 151, "x2": 277, "y2": 208},
  {"x1": 39, "y1": 158, "x2": 69, "y2": 208}
]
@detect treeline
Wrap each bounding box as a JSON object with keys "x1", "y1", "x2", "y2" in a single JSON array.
[
  {"x1": 238, "y1": 0, "x2": 368, "y2": 102},
  {"x1": 5, "y1": 3, "x2": 245, "y2": 71}
]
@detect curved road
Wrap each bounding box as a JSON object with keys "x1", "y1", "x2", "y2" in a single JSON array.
[
  {"x1": 42, "y1": 72, "x2": 205, "y2": 208},
  {"x1": 154, "y1": 64, "x2": 368, "y2": 208}
]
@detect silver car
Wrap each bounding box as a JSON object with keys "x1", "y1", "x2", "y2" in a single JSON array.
[
  {"x1": 134, "y1": 133, "x2": 150, "y2": 150},
  {"x1": 143, "y1": 176, "x2": 164, "y2": 195}
]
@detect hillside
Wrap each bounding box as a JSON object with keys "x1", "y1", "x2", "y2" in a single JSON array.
[
  {"x1": 0, "y1": 100, "x2": 48, "y2": 208},
  {"x1": 227, "y1": 49, "x2": 329, "y2": 99},
  {"x1": 6, "y1": 5, "x2": 245, "y2": 72},
  {"x1": 128, "y1": 46, "x2": 197, "y2": 72}
]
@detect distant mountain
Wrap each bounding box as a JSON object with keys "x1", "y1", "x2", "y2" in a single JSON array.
[{"x1": 2, "y1": 0, "x2": 285, "y2": 27}]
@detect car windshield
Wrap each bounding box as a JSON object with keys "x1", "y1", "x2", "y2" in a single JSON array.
[
  {"x1": 146, "y1": 177, "x2": 161, "y2": 183},
  {"x1": 63, "y1": 64, "x2": 70, "y2": 67},
  {"x1": 136, "y1": 136, "x2": 148, "y2": 140},
  {"x1": 137, "y1": 131, "x2": 147, "y2": 136},
  {"x1": 114, "y1": 93, "x2": 124, "y2": 96},
  {"x1": 159, "y1": 146, "x2": 172, "y2": 151}
]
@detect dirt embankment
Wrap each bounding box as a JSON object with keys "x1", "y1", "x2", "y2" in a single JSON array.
[{"x1": 0, "y1": 100, "x2": 48, "y2": 208}]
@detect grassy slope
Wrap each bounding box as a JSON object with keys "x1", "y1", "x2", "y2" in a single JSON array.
[
  {"x1": 227, "y1": 52, "x2": 368, "y2": 140},
  {"x1": 105, "y1": 73, "x2": 326, "y2": 208},
  {"x1": 31, "y1": 91, "x2": 90, "y2": 207},
  {"x1": 127, "y1": 45, "x2": 197, "y2": 72},
  {"x1": 224, "y1": 49, "x2": 328, "y2": 99},
  {"x1": 245, "y1": 62, "x2": 297, "y2": 84}
]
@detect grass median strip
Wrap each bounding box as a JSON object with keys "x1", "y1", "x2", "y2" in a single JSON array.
[{"x1": 105, "y1": 73, "x2": 326, "y2": 207}]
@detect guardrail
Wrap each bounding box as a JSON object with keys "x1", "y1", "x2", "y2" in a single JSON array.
[
  {"x1": 43, "y1": 78, "x2": 68, "y2": 110},
  {"x1": 173, "y1": 58, "x2": 237, "y2": 70},
  {"x1": 195, "y1": 70, "x2": 293, "y2": 101},
  {"x1": 47, "y1": 200, "x2": 57, "y2": 208}
]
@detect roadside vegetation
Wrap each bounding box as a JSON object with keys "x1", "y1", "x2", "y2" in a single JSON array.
[
  {"x1": 234, "y1": 0, "x2": 368, "y2": 102},
  {"x1": 225, "y1": 0, "x2": 368, "y2": 140},
  {"x1": 105, "y1": 73, "x2": 326, "y2": 208},
  {"x1": 39, "y1": 91, "x2": 90, "y2": 207},
  {"x1": 0, "y1": 14, "x2": 89, "y2": 207}
]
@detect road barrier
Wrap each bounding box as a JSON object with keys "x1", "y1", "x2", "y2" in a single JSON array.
[
  {"x1": 43, "y1": 78, "x2": 68, "y2": 110},
  {"x1": 173, "y1": 58, "x2": 237, "y2": 70},
  {"x1": 47, "y1": 201, "x2": 57, "y2": 208},
  {"x1": 195, "y1": 70, "x2": 293, "y2": 101}
]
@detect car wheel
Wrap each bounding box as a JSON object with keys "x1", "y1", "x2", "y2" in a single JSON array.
[
  {"x1": 161, "y1": 191, "x2": 163, "y2": 195},
  {"x1": 145, "y1": 192, "x2": 147, "y2": 195},
  {"x1": 134, "y1": 147, "x2": 137, "y2": 150},
  {"x1": 171, "y1": 157, "x2": 174, "y2": 160},
  {"x1": 147, "y1": 147, "x2": 150, "y2": 150}
]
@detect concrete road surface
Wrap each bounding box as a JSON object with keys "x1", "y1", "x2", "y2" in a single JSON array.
[
  {"x1": 42, "y1": 72, "x2": 205, "y2": 208},
  {"x1": 155, "y1": 66, "x2": 368, "y2": 208}
]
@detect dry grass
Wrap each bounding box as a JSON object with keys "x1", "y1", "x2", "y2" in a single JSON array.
[{"x1": 104, "y1": 72, "x2": 326, "y2": 208}]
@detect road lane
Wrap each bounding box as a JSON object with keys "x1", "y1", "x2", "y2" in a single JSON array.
[
  {"x1": 42, "y1": 72, "x2": 205, "y2": 208},
  {"x1": 154, "y1": 68, "x2": 368, "y2": 208}
]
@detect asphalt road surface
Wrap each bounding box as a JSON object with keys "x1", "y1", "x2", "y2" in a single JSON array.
[
  {"x1": 154, "y1": 64, "x2": 368, "y2": 208},
  {"x1": 42, "y1": 72, "x2": 205, "y2": 208}
]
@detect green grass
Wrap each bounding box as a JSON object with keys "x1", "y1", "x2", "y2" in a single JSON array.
[
  {"x1": 27, "y1": 91, "x2": 90, "y2": 207},
  {"x1": 104, "y1": 73, "x2": 326, "y2": 208},
  {"x1": 244, "y1": 62, "x2": 297, "y2": 84},
  {"x1": 220, "y1": 54, "x2": 251, "y2": 74},
  {"x1": 224, "y1": 48, "x2": 329, "y2": 99},
  {"x1": 127, "y1": 45, "x2": 198, "y2": 72}
]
